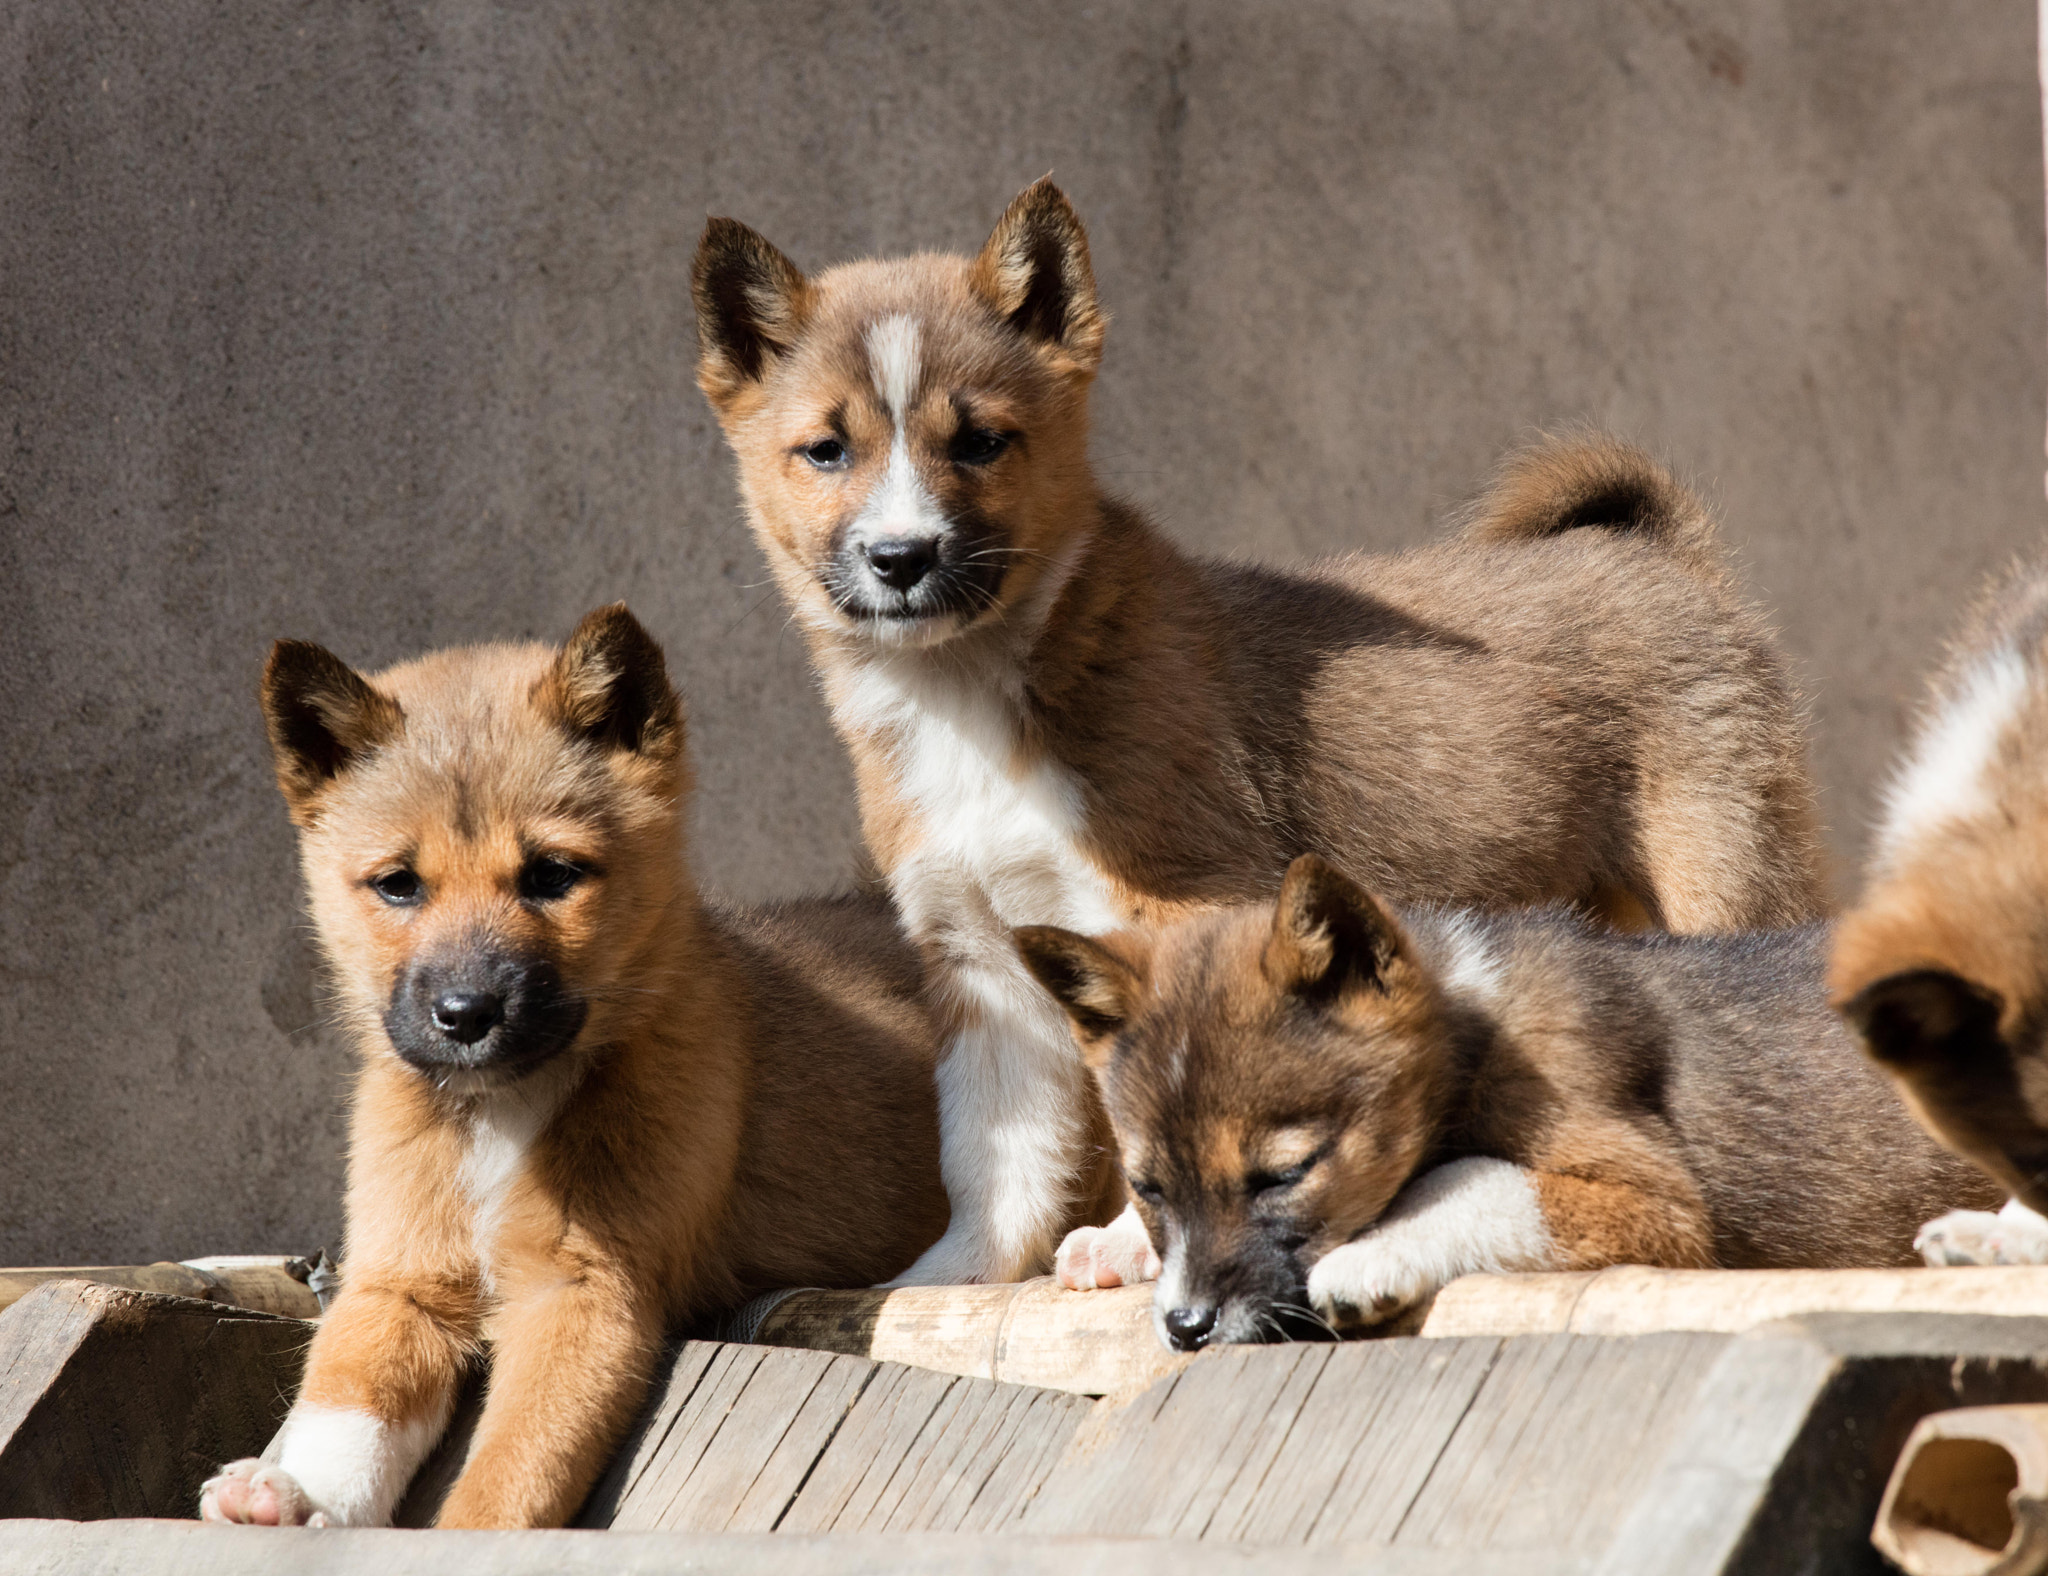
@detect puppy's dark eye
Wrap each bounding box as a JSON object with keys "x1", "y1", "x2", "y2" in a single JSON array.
[
  {"x1": 801, "y1": 438, "x2": 849, "y2": 470},
  {"x1": 371, "y1": 869, "x2": 422, "y2": 906},
  {"x1": 952, "y1": 428, "x2": 1010, "y2": 466},
  {"x1": 1129, "y1": 1178, "x2": 1165, "y2": 1205},
  {"x1": 1247, "y1": 1160, "x2": 1315, "y2": 1196},
  {"x1": 520, "y1": 858, "x2": 585, "y2": 902}
]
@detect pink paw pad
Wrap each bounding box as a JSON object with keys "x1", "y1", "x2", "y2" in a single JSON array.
[
  {"x1": 199, "y1": 1459, "x2": 328, "y2": 1527},
  {"x1": 1057, "y1": 1224, "x2": 1162, "y2": 1290}
]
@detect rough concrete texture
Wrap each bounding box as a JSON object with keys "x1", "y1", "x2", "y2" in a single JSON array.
[{"x1": 1, "y1": 2, "x2": 2042, "y2": 1264}]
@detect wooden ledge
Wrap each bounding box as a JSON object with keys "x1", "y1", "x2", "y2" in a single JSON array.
[{"x1": 1420, "y1": 1266, "x2": 2048, "y2": 1338}]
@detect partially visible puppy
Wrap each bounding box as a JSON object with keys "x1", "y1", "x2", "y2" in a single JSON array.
[
  {"x1": 1832, "y1": 555, "x2": 2048, "y2": 1263},
  {"x1": 200, "y1": 606, "x2": 946, "y2": 1529},
  {"x1": 1022, "y1": 856, "x2": 1997, "y2": 1350}
]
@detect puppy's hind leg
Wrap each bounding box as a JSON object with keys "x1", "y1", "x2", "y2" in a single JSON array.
[{"x1": 1630, "y1": 754, "x2": 1829, "y2": 934}]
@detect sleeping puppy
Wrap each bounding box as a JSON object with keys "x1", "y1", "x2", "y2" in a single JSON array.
[
  {"x1": 1833, "y1": 552, "x2": 2048, "y2": 1264},
  {"x1": 1021, "y1": 856, "x2": 1997, "y2": 1349}
]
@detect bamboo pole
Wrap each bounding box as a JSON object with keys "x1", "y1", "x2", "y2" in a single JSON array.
[
  {"x1": 1874, "y1": 1404, "x2": 2048, "y2": 1576},
  {"x1": 1422, "y1": 1265, "x2": 2048, "y2": 1338},
  {"x1": 0, "y1": 1257, "x2": 321, "y2": 1320}
]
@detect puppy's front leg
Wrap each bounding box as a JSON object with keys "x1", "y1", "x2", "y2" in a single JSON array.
[
  {"x1": 1308, "y1": 1157, "x2": 1561, "y2": 1327},
  {"x1": 201, "y1": 1276, "x2": 475, "y2": 1527},
  {"x1": 435, "y1": 1266, "x2": 662, "y2": 1528},
  {"x1": 887, "y1": 955, "x2": 1098, "y2": 1286}
]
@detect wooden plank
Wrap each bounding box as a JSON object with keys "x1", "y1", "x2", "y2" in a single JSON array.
[
  {"x1": 744, "y1": 1278, "x2": 1188, "y2": 1397},
  {"x1": 607, "y1": 1342, "x2": 770, "y2": 1530},
  {"x1": 775, "y1": 1363, "x2": 960, "y2": 1532},
  {"x1": 939, "y1": 1387, "x2": 1095, "y2": 1533},
  {"x1": 1422, "y1": 1266, "x2": 2048, "y2": 1338},
  {"x1": 1231, "y1": 1337, "x2": 1503, "y2": 1546},
  {"x1": 1394, "y1": 1332, "x2": 1727, "y2": 1552},
  {"x1": 870, "y1": 1377, "x2": 1092, "y2": 1533},
  {"x1": 0, "y1": 1258, "x2": 321, "y2": 1320},
  {"x1": 1393, "y1": 1333, "x2": 1584, "y2": 1547},
  {"x1": 576, "y1": 1340, "x2": 722, "y2": 1526},
  {"x1": 643, "y1": 1347, "x2": 866, "y2": 1532},
  {"x1": 1021, "y1": 1343, "x2": 1325, "y2": 1536},
  {"x1": 0, "y1": 1520, "x2": 1596, "y2": 1576},
  {"x1": 0, "y1": 1278, "x2": 306, "y2": 1520},
  {"x1": 724, "y1": 1352, "x2": 878, "y2": 1531}
]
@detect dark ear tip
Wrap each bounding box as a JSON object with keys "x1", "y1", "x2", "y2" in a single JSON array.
[{"x1": 1840, "y1": 967, "x2": 2005, "y2": 1066}]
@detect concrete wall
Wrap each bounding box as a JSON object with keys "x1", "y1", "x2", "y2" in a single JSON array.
[{"x1": 2, "y1": 0, "x2": 2041, "y2": 1264}]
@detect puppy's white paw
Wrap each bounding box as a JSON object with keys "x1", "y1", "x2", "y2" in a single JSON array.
[
  {"x1": 199, "y1": 1459, "x2": 330, "y2": 1527},
  {"x1": 1308, "y1": 1236, "x2": 1439, "y2": 1329},
  {"x1": 1057, "y1": 1211, "x2": 1161, "y2": 1291},
  {"x1": 1918, "y1": 1199, "x2": 2048, "y2": 1266}
]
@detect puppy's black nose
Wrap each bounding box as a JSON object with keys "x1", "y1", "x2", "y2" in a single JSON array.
[
  {"x1": 1164, "y1": 1305, "x2": 1218, "y2": 1351},
  {"x1": 430, "y1": 990, "x2": 504, "y2": 1044},
  {"x1": 864, "y1": 536, "x2": 937, "y2": 591}
]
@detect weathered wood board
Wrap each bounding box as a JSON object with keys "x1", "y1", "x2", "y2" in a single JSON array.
[
  {"x1": 574, "y1": 1339, "x2": 1093, "y2": 1534},
  {"x1": 1020, "y1": 1331, "x2": 1728, "y2": 1551},
  {"x1": 12, "y1": 1285, "x2": 2048, "y2": 1575},
  {"x1": 0, "y1": 1279, "x2": 306, "y2": 1520}
]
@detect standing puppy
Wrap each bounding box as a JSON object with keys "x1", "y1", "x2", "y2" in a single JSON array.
[
  {"x1": 1833, "y1": 555, "x2": 2048, "y2": 1263},
  {"x1": 692, "y1": 180, "x2": 1827, "y2": 1286},
  {"x1": 1020, "y1": 857, "x2": 1996, "y2": 1350},
  {"x1": 199, "y1": 607, "x2": 946, "y2": 1529}
]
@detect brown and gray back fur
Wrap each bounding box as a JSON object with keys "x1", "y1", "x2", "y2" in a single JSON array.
[{"x1": 1431, "y1": 911, "x2": 1999, "y2": 1266}]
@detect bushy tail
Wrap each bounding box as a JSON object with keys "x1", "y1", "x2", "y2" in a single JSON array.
[{"x1": 1454, "y1": 433, "x2": 1724, "y2": 581}]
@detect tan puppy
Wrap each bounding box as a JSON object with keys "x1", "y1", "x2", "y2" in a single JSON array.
[
  {"x1": 1833, "y1": 554, "x2": 2048, "y2": 1264},
  {"x1": 690, "y1": 180, "x2": 1828, "y2": 1290},
  {"x1": 1021, "y1": 857, "x2": 1994, "y2": 1350},
  {"x1": 198, "y1": 606, "x2": 946, "y2": 1529}
]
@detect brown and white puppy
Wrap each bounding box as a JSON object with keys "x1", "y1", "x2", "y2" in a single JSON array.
[
  {"x1": 692, "y1": 180, "x2": 1827, "y2": 1287},
  {"x1": 1021, "y1": 856, "x2": 1993, "y2": 1350},
  {"x1": 198, "y1": 606, "x2": 946, "y2": 1529},
  {"x1": 1833, "y1": 554, "x2": 2048, "y2": 1265}
]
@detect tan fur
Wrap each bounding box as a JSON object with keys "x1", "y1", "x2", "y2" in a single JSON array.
[
  {"x1": 1832, "y1": 556, "x2": 2048, "y2": 1210},
  {"x1": 233, "y1": 607, "x2": 946, "y2": 1527},
  {"x1": 692, "y1": 182, "x2": 1826, "y2": 1283},
  {"x1": 1024, "y1": 856, "x2": 1993, "y2": 1344}
]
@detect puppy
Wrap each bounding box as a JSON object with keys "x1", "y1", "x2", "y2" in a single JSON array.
[
  {"x1": 691, "y1": 179, "x2": 1827, "y2": 1288},
  {"x1": 1832, "y1": 554, "x2": 2048, "y2": 1264},
  {"x1": 1019, "y1": 856, "x2": 1994, "y2": 1350},
  {"x1": 199, "y1": 606, "x2": 947, "y2": 1528}
]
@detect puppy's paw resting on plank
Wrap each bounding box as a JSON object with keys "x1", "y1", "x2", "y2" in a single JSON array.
[
  {"x1": 199, "y1": 1460, "x2": 329, "y2": 1528},
  {"x1": 1309, "y1": 1157, "x2": 1555, "y2": 1328},
  {"x1": 1057, "y1": 1202, "x2": 1161, "y2": 1290},
  {"x1": 1919, "y1": 1197, "x2": 2048, "y2": 1266}
]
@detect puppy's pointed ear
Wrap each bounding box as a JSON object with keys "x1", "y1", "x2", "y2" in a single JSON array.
[
  {"x1": 1838, "y1": 967, "x2": 2007, "y2": 1075},
  {"x1": 541, "y1": 604, "x2": 685, "y2": 762},
  {"x1": 692, "y1": 217, "x2": 811, "y2": 410},
  {"x1": 1264, "y1": 855, "x2": 1407, "y2": 1001},
  {"x1": 262, "y1": 641, "x2": 403, "y2": 827},
  {"x1": 969, "y1": 179, "x2": 1103, "y2": 375},
  {"x1": 1016, "y1": 926, "x2": 1145, "y2": 1071}
]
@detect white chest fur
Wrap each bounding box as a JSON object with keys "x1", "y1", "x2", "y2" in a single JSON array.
[
  {"x1": 836, "y1": 651, "x2": 1124, "y2": 950},
  {"x1": 454, "y1": 1078, "x2": 567, "y2": 1291}
]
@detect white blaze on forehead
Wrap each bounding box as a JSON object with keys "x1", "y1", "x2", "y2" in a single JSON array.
[
  {"x1": 1877, "y1": 648, "x2": 2030, "y2": 866},
  {"x1": 867, "y1": 314, "x2": 922, "y2": 421}
]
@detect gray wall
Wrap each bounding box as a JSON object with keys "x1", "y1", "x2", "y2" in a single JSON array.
[{"x1": 2, "y1": 1, "x2": 2041, "y2": 1264}]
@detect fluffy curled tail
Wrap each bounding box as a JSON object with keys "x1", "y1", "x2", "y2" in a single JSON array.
[{"x1": 1455, "y1": 434, "x2": 1724, "y2": 581}]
